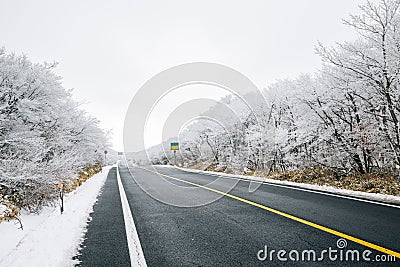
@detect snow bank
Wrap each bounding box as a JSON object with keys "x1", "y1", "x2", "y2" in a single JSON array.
[
  {"x1": 157, "y1": 165, "x2": 400, "y2": 206},
  {"x1": 0, "y1": 166, "x2": 112, "y2": 267}
]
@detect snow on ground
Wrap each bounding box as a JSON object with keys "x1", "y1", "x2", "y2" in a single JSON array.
[
  {"x1": 0, "y1": 165, "x2": 112, "y2": 267},
  {"x1": 157, "y1": 165, "x2": 400, "y2": 206},
  {"x1": 0, "y1": 204, "x2": 7, "y2": 215}
]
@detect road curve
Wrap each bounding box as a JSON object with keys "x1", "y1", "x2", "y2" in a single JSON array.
[
  {"x1": 76, "y1": 165, "x2": 400, "y2": 266},
  {"x1": 121, "y1": 165, "x2": 400, "y2": 266}
]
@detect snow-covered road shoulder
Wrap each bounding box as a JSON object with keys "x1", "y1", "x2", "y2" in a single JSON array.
[
  {"x1": 156, "y1": 165, "x2": 400, "y2": 207},
  {"x1": 0, "y1": 166, "x2": 112, "y2": 267}
]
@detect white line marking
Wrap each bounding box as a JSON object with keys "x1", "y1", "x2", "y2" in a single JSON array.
[
  {"x1": 116, "y1": 164, "x2": 147, "y2": 267},
  {"x1": 157, "y1": 166, "x2": 400, "y2": 209}
]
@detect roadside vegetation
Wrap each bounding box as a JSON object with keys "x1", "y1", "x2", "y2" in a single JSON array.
[
  {"x1": 0, "y1": 49, "x2": 114, "y2": 223},
  {"x1": 143, "y1": 0, "x2": 400, "y2": 197}
]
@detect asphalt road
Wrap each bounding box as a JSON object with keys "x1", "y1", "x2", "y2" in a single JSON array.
[
  {"x1": 76, "y1": 165, "x2": 400, "y2": 266},
  {"x1": 74, "y1": 167, "x2": 130, "y2": 266}
]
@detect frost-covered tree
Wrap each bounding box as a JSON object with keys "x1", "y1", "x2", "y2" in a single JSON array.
[
  {"x1": 316, "y1": 0, "x2": 400, "y2": 171},
  {"x1": 136, "y1": 0, "x2": 400, "y2": 179},
  {"x1": 0, "y1": 48, "x2": 111, "y2": 211}
]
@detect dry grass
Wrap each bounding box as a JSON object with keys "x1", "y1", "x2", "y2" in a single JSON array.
[
  {"x1": 189, "y1": 162, "x2": 211, "y2": 171},
  {"x1": 190, "y1": 163, "x2": 400, "y2": 197},
  {"x1": 0, "y1": 164, "x2": 103, "y2": 223},
  {"x1": 63, "y1": 165, "x2": 102, "y2": 194},
  {"x1": 255, "y1": 169, "x2": 400, "y2": 196},
  {"x1": 0, "y1": 197, "x2": 19, "y2": 223}
]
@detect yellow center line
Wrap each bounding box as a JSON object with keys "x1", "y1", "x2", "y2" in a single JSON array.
[{"x1": 140, "y1": 167, "x2": 400, "y2": 259}]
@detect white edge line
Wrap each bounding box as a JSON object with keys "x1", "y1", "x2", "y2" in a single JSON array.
[
  {"x1": 116, "y1": 163, "x2": 147, "y2": 267},
  {"x1": 156, "y1": 165, "x2": 400, "y2": 209}
]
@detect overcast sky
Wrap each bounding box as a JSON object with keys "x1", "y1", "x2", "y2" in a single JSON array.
[{"x1": 0, "y1": 0, "x2": 378, "y2": 151}]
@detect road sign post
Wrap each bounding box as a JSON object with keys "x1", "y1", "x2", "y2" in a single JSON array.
[
  {"x1": 170, "y1": 142, "x2": 179, "y2": 165},
  {"x1": 58, "y1": 183, "x2": 64, "y2": 214}
]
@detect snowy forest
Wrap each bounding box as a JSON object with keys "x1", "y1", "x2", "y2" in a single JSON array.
[
  {"x1": 145, "y1": 0, "x2": 400, "y2": 192},
  {"x1": 0, "y1": 48, "x2": 113, "y2": 215}
]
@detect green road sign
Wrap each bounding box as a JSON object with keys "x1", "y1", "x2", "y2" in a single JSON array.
[{"x1": 171, "y1": 142, "x2": 179, "y2": 150}]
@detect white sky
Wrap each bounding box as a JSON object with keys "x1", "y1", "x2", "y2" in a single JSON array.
[
  {"x1": 0, "y1": 0, "x2": 378, "y2": 151},
  {"x1": 144, "y1": 84, "x2": 229, "y2": 149}
]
